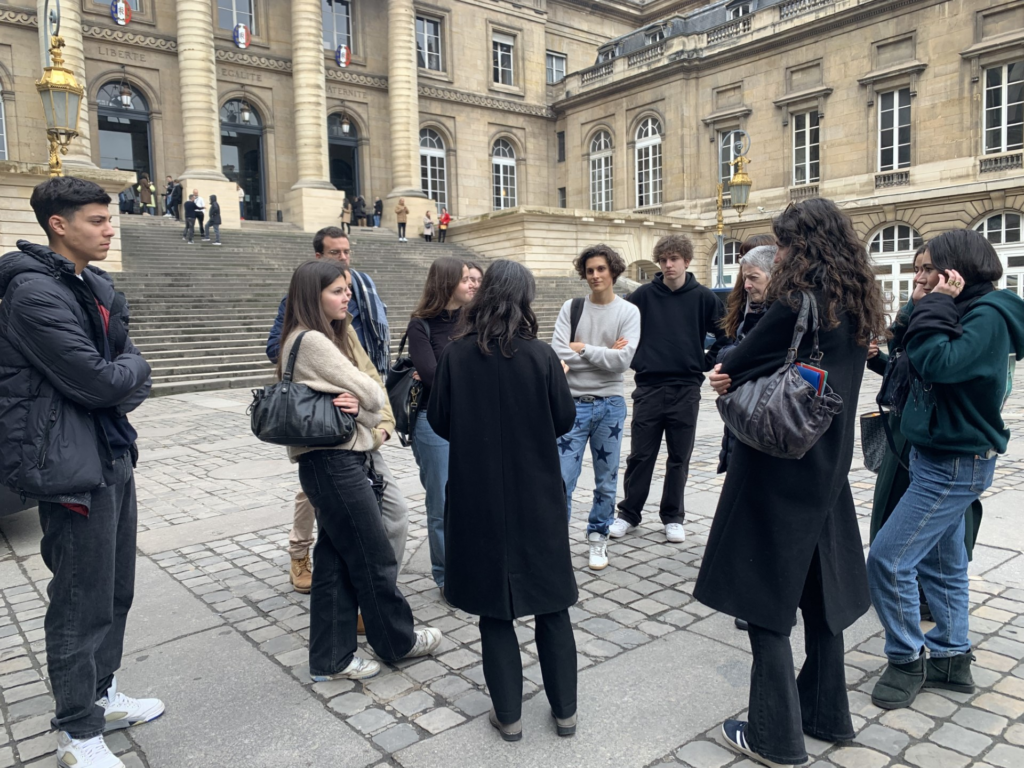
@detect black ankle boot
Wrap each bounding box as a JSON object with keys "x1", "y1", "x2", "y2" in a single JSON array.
[
  {"x1": 924, "y1": 652, "x2": 976, "y2": 694},
  {"x1": 872, "y1": 655, "x2": 925, "y2": 710}
]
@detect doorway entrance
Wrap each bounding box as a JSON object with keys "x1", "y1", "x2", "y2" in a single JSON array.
[
  {"x1": 220, "y1": 99, "x2": 265, "y2": 221},
  {"x1": 328, "y1": 113, "x2": 359, "y2": 201},
  {"x1": 97, "y1": 82, "x2": 153, "y2": 180}
]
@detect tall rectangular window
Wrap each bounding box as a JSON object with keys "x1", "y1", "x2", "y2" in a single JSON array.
[
  {"x1": 792, "y1": 111, "x2": 820, "y2": 185},
  {"x1": 322, "y1": 0, "x2": 351, "y2": 50},
  {"x1": 878, "y1": 88, "x2": 911, "y2": 171},
  {"x1": 719, "y1": 130, "x2": 739, "y2": 194},
  {"x1": 218, "y1": 0, "x2": 255, "y2": 32},
  {"x1": 492, "y1": 34, "x2": 515, "y2": 86},
  {"x1": 984, "y1": 62, "x2": 1023, "y2": 154},
  {"x1": 556, "y1": 131, "x2": 565, "y2": 163},
  {"x1": 0, "y1": 96, "x2": 7, "y2": 161},
  {"x1": 416, "y1": 17, "x2": 443, "y2": 71},
  {"x1": 590, "y1": 154, "x2": 613, "y2": 211},
  {"x1": 558, "y1": 187, "x2": 566, "y2": 208},
  {"x1": 546, "y1": 52, "x2": 567, "y2": 84}
]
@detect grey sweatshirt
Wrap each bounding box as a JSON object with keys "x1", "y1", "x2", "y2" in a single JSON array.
[{"x1": 551, "y1": 295, "x2": 641, "y2": 398}]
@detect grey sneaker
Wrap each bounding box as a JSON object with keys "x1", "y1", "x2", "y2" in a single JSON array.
[
  {"x1": 588, "y1": 532, "x2": 609, "y2": 570},
  {"x1": 404, "y1": 627, "x2": 443, "y2": 658},
  {"x1": 489, "y1": 709, "x2": 522, "y2": 741},
  {"x1": 311, "y1": 655, "x2": 380, "y2": 682},
  {"x1": 554, "y1": 712, "x2": 577, "y2": 737}
]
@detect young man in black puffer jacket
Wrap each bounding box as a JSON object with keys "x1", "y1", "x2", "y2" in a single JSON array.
[{"x1": 0, "y1": 177, "x2": 163, "y2": 768}]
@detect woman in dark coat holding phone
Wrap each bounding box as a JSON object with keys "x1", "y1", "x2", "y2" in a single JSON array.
[
  {"x1": 428, "y1": 260, "x2": 579, "y2": 742},
  {"x1": 695, "y1": 198, "x2": 889, "y2": 767}
]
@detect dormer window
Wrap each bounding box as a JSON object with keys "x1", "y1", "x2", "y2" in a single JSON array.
[
  {"x1": 644, "y1": 27, "x2": 666, "y2": 45},
  {"x1": 597, "y1": 48, "x2": 616, "y2": 63},
  {"x1": 729, "y1": 4, "x2": 751, "y2": 19}
]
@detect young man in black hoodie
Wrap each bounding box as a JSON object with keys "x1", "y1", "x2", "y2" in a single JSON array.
[
  {"x1": 610, "y1": 234, "x2": 729, "y2": 543},
  {"x1": 0, "y1": 177, "x2": 162, "y2": 768}
]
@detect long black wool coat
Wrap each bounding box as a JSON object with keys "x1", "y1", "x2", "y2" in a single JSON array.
[
  {"x1": 427, "y1": 333, "x2": 578, "y2": 620},
  {"x1": 694, "y1": 293, "x2": 872, "y2": 635}
]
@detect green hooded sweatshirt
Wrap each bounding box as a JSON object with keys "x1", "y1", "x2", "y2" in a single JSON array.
[{"x1": 902, "y1": 289, "x2": 1024, "y2": 456}]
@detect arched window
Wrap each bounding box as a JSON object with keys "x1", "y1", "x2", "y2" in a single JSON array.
[
  {"x1": 492, "y1": 139, "x2": 517, "y2": 210},
  {"x1": 869, "y1": 224, "x2": 923, "y2": 254},
  {"x1": 328, "y1": 114, "x2": 359, "y2": 199},
  {"x1": 711, "y1": 240, "x2": 742, "y2": 286},
  {"x1": 220, "y1": 98, "x2": 262, "y2": 126},
  {"x1": 589, "y1": 131, "x2": 613, "y2": 212},
  {"x1": 635, "y1": 117, "x2": 663, "y2": 208},
  {"x1": 974, "y1": 212, "x2": 1022, "y2": 245},
  {"x1": 420, "y1": 128, "x2": 448, "y2": 214},
  {"x1": 0, "y1": 88, "x2": 8, "y2": 161},
  {"x1": 96, "y1": 81, "x2": 152, "y2": 178},
  {"x1": 96, "y1": 82, "x2": 149, "y2": 112}
]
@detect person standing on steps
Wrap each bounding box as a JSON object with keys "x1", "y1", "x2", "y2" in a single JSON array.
[
  {"x1": 551, "y1": 244, "x2": 640, "y2": 571},
  {"x1": 192, "y1": 188, "x2": 207, "y2": 241},
  {"x1": 407, "y1": 257, "x2": 474, "y2": 597},
  {"x1": 0, "y1": 177, "x2": 163, "y2": 768},
  {"x1": 236, "y1": 182, "x2": 245, "y2": 220},
  {"x1": 395, "y1": 199, "x2": 409, "y2": 242},
  {"x1": 429, "y1": 260, "x2": 579, "y2": 742},
  {"x1": 279, "y1": 260, "x2": 443, "y2": 681},
  {"x1": 373, "y1": 196, "x2": 383, "y2": 228},
  {"x1": 163, "y1": 175, "x2": 174, "y2": 217},
  {"x1": 867, "y1": 229, "x2": 1024, "y2": 712},
  {"x1": 135, "y1": 175, "x2": 156, "y2": 216},
  {"x1": 438, "y1": 208, "x2": 451, "y2": 243},
  {"x1": 169, "y1": 178, "x2": 183, "y2": 221},
  {"x1": 182, "y1": 195, "x2": 197, "y2": 245},
  {"x1": 340, "y1": 197, "x2": 352, "y2": 235},
  {"x1": 206, "y1": 195, "x2": 222, "y2": 246},
  {"x1": 423, "y1": 210, "x2": 435, "y2": 242},
  {"x1": 610, "y1": 234, "x2": 729, "y2": 544},
  {"x1": 266, "y1": 228, "x2": 405, "y2": 599}
]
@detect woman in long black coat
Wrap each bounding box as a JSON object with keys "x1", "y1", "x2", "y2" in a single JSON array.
[
  {"x1": 696, "y1": 198, "x2": 889, "y2": 767},
  {"x1": 428, "y1": 260, "x2": 579, "y2": 742}
]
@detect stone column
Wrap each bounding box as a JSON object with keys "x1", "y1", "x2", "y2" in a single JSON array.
[
  {"x1": 283, "y1": 0, "x2": 344, "y2": 232},
  {"x1": 38, "y1": 0, "x2": 95, "y2": 168},
  {"x1": 176, "y1": 0, "x2": 240, "y2": 227},
  {"x1": 383, "y1": 0, "x2": 431, "y2": 236}
]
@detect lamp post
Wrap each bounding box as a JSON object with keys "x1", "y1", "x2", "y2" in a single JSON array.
[
  {"x1": 715, "y1": 130, "x2": 753, "y2": 288},
  {"x1": 35, "y1": 0, "x2": 84, "y2": 177}
]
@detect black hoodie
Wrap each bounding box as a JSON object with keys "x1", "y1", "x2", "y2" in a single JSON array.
[{"x1": 627, "y1": 272, "x2": 728, "y2": 386}]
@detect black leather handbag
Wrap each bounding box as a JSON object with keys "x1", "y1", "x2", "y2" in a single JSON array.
[
  {"x1": 248, "y1": 331, "x2": 356, "y2": 447},
  {"x1": 716, "y1": 292, "x2": 843, "y2": 460},
  {"x1": 384, "y1": 320, "x2": 428, "y2": 447},
  {"x1": 860, "y1": 411, "x2": 888, "y2": 473}
]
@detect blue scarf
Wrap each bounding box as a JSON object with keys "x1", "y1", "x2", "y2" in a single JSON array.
[{"x1": 351, "y1": 269, "x2": 391, "y2": 378}]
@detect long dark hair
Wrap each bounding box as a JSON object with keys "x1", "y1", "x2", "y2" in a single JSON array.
[
  {"x1": 412, "y1": 256, "x2": 467, "y2": 319},
  {"x1": 769, "y1": 198, "x2": 887, "y2": 347},
  {"x1": 722, "y1": 233, "x2": 778, "y2": 339},
  {"x1": 456, "y1": 260, "x2": 538, "y2": 357},
  {"x1": 277, "y1": 260, "x2": 352, "y2": 379}
]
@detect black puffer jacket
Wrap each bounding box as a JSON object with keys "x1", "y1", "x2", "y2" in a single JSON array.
[{"x1": 0, "y1": 242, "x2": 151, "y2": 500}]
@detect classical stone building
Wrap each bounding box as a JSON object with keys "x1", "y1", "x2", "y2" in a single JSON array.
[{"x1": 0, "y1": 0, "x2": 1021, "y2": 301}]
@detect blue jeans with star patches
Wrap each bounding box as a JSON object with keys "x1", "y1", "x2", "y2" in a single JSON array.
[{"x1": 559, "y1": 396, "x2": 627, "y2": 536}]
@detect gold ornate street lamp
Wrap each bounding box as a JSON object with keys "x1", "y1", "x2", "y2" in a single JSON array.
[{"x1": 35, "y1": 1, "x2": 84, "y2": 177}]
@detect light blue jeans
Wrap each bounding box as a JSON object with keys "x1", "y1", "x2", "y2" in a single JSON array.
[
  {"x1": 867, "y1": 446, "x2": 996, "y2": 663},
  {"x1": 558, "y1": 396, "x2": 627, "y2": 536},
  {"x1": 411, "y1": 411, "x2": 448, "y2": 588}
]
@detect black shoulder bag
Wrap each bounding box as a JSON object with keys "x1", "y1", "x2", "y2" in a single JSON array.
[
  {"x1": 569, "y1": 296, "x2": 586, "y2": 342},
  {"x1": 385, "y1": 319, "x2": 430, "y2": 447},
  {"x1": 716, "y1": 292, "x2": 844, "y2": 460},
  {"x1": 248, "y1": 331, "x2": 357, "y2": 447}
]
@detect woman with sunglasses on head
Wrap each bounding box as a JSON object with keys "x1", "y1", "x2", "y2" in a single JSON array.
[
  {"x1": 867, "y1": 229, "x2": 1024, "y2": 711},
  {"x1": 697, "y1": 198, "x2": 889, "y2": 768},
  {"x1": 279, "y1": 260, "x2": 443, "y2": 682}
]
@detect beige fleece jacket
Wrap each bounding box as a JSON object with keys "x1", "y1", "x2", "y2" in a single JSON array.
[{"x1": 280, "y1": 327, "x2": 389, "y2": 461}]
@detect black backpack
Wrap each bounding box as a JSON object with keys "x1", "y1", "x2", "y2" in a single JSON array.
[
  {"x1": 385, "y1": 319, "x2": 430, "y2": 447},
  {"x1": 569, "y1": 297, "x2": 585, "y2": 342}
]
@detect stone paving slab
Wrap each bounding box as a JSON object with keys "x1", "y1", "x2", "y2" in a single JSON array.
[{"x1": 394, "y1": 629, "x2": 749, "y2": 768}]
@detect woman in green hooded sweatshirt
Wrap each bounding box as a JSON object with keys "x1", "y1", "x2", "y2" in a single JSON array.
[{"x1": 867, "y1": 229, "x2": 1024, "y2": 712}]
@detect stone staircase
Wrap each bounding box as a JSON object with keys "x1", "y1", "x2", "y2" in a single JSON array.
[{"x1": 119, "y1": 217, "x2": 588, "y2": 395}]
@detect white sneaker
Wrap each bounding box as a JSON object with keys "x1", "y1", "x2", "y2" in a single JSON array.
[
  {"x1": 98, "y1": 677, "x2": 165, "y2": 732},
  {"x1": 312, "y1": 655, "x2": 381, "y2": 682},
  {"x1": 588, "y1": 532, "x2": 609, "y2": 570},
  {"x1": 608, "y1": 518, "x2": 637, "y2": 538},
  {"x1": 57, "y1": 732, "x2": 124, "y2": 768},
  {"x1": 405, "y1": 627, "x2": 443, "y2": 658},
  {"x1": 664, "y1": 523, "x2": 686, "y2": 543}
]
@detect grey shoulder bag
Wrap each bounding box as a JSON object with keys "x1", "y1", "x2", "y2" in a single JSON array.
[
  {"x1": 716, "y1": 292, "x2": 843, "y2": 460},
  {"x1": 248, "y1": 331, "x2": 357, "y2": 447}
]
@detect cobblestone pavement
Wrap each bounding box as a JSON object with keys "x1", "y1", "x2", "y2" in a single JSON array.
[{"x1": 1, "y1": 373, "x2": 1023, "y2": 768}]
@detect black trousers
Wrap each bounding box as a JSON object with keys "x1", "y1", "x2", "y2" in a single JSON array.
[
  {"x1": 438, "y1": 227, "x2": 447, "y2": 242},
  {"x1": 195, "y1": 211, "x2": 206, "y2": 237},
  {"x1": 39, "y1": 454, "x2": 136, "y2": 739},
  {"x1": 298, "y1": 450, "x2": 416, "y2": 674},
  {"x1": 617, "y1": 382, "x2": 700, "y2": 526},
  {"x1": 183, "y1": 218, "x2": 196, "y2": 243},
  {"x1": 480, "y1": 610, "x2": 577, "y2": 724},
  {"x1": 398, "y1": 223, "x2": 406, "y2": 238},
  {"x1": 745, "y1": 550, "x2": 854, "y2": 764}
]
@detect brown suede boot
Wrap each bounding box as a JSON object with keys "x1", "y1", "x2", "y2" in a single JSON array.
[{"x1": 290, "y1": 555, "x2": 312, "y2": 594}]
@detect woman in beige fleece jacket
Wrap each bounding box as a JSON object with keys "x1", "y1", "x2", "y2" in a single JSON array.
[{"x1": 279, "y1": 260, "x2": 442, "y2": 681}]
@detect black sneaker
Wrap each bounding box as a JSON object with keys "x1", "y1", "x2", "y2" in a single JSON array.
[{"x1": 721, "y1": 720, "x2": 805, "y2": 767}]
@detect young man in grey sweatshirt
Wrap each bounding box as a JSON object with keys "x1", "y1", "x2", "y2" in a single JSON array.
[{"x1": 551, "y1": 244, "x2": 641, "y2": 570}]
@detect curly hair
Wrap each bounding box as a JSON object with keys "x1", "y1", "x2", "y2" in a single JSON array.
[
  {"x1": 721, "y1": 234, "x2": 779, "y2": 339},
  {"x1": 768, "y1": 198, "x2": 888, "y2": 347},
  {"x1": 574, "y1": 244, "x2": 626, "y2": 282},
  {"x1": 652, "y1": 234, "x2": 694, "y2": 264}
]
